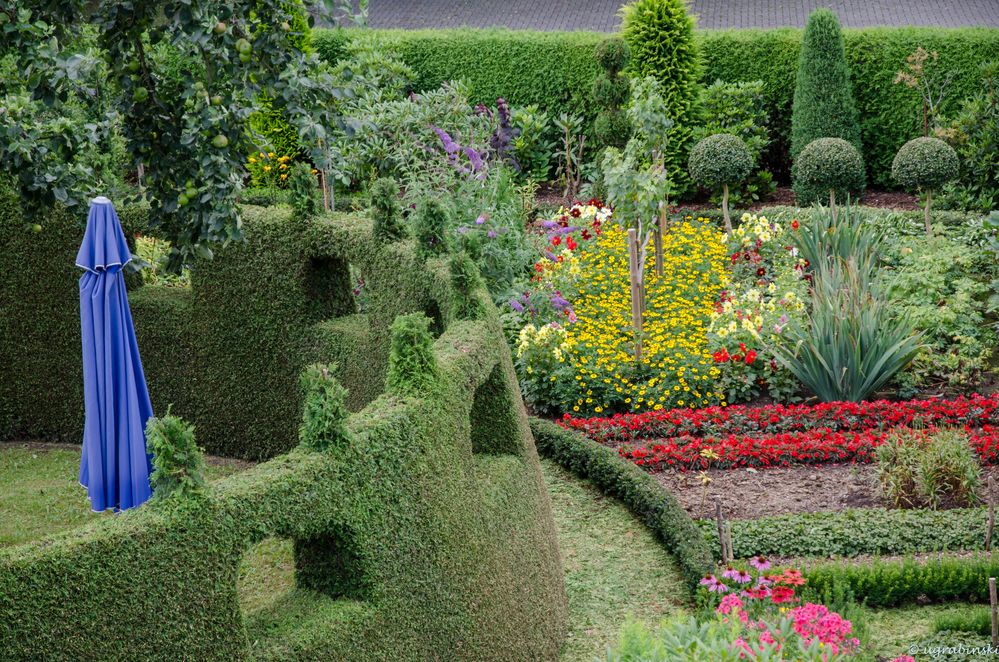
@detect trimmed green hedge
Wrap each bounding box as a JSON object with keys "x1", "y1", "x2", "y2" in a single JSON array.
[
  {"x1": 530, "y1": 418, "x2": 713, "y2": 592},
  {"x1": 697, "y1": 507, "x2": 989, "y2": 560},
  {"x1": 802, "y1": 553, "x2": 999, "y2": 608},
  {"x1": 0, "y1": 208, "x2": 567, "y2": 660},
  {"x1": 314, "y1": 27, "x2": 999, "y2": 188}
]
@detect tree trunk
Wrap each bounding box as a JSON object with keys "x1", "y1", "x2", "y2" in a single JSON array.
[
  {"x1": 654, "y1": 202, "x2": 664, "y2": 277},
  {"x1": 722, "y1": 184, "x2": 732, "y2": 233},
  {"x1": 924, "y1": 190, "x2": 933, "y2": 236}
]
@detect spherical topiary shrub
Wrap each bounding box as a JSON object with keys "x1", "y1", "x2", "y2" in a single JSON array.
[
  {"x1": 688, "y1": 133, "x2": 753, "y2": 232},
  {"x1": 792, "y1": 137, "x2": 866, "y2": 210},
  {"x1": 892, "y1": 136, "x2": 960, "y2": 235}
]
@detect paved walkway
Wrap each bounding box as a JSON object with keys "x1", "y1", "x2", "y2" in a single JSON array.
[{"x1": 356, "y1": 0, "x2": 999, "y2": 31}]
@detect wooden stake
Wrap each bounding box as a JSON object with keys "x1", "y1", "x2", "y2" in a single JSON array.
[
  {"x1": 654, "y1": 202, "x2": 664, "y2": 276},
  {"x1": 990, "y1": 577, "x2": 998, "y2": 647},
  {"x1": 627, "y1": 228, "x2": 643, "y2": 364},
  {"x1": 722, "y1": 183, "x2": 732, "y2": 233},
  {"x1": 724, "y1": 521, "x2": 734, "y2": 563},
  {"x1": 987, "y1": 475, "x2": 995, "y2": 552},
  {"x1": 714, "y1": 497, "x2": 727, "y2": 562}
]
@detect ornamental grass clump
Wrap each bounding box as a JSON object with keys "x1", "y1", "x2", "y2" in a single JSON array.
[
  {"x1": 891, "y1": 137, "x2": 959, "y2": 235},
  {"x1": 876, "y1": 428, "x2": 981, "y2": 510},
  {"x1": 688, "y1": 133, "x2": 753, "y2": 232},
  {"x1": 792, "y1": 201, "x2": 884, "y2": 281},
  {"x1": 298, "y1": 363, "x2": 351, "y2": 452},
  {"x1": 145, "y1": 413, "x2": 207, "y2": 502}
]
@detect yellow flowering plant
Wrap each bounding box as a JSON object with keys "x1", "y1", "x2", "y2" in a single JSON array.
[
  {"x1": 707, "y1": 213, "x2": 808, "y2": 402},
  {"x1": 510, "y1": 203, "x2": 729, "y2": 415},
  {"x1": 246, "y1": 151, "x2": 295, "y2": 188}
]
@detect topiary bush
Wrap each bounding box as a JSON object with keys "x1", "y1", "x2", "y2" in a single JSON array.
[
  {"x1": 621, "y1": 0, "x2": 700, "y2": 198},
  {"x1": 791, "y1": 137, "x2": 866, "y2": 208},
  {"x1": 892, "y1": 136, "x2": 960, "y2": 234},
  {"x1": 790, "y1": 9, "x2": 862, "y2": 161},
  {"x1": 385, "y1": 313, "x2": 439, "y2": 396},
  {"x1": 146, "y1": 413, "x2": 207, "y2": 502},
  {"x1": 591, "y1": 37, "x2": 632, "y2": 151},
  {"x1": 369, "y1": 177, "x2": 406, "y2": 242},
  {"x1": 298, "y1": 363, "x2": 351, "y2": 452},
  {"x1": 413, "y1": 198, "x2": 451, "y2": 259},
  {"x1": 688, "y1": 133, "x2": 753, "y2": 232}
]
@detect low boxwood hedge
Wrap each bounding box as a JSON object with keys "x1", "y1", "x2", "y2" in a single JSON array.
[
  {"x1": 530, "y1": 417, "x2": 713, "y2": 592},
  {"x1": 697, "y1": 507, "x2": 990, "y2": 560}
]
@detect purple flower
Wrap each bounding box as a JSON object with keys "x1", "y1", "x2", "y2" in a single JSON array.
[
  {"x1": 475, "y1": 214, "x2": 487, "y2": 225},
  {"x1": 709, "y1": 581, "x2": 729, "y2": 594},
  {"x1": 721, "y1": 567, "x2": 739, "y2": 580},
  {"x1": 699, "y1": 575, "x2": 718, "y2": 588},
  {"x1": 544, "y1": 250, "x2": 557, "y2": 261},
  {"x1": 487, "y1": 230, "x2": 497, "y2": 239},
  {"x1": 749, "y1": 556, "x2": 771, "y2": 572},
  {"x1": 540, "y1": 220, "x2": 559, "y2": 230},
  {"x1": 457, "y1": 226, "x2": 469, "y2": 235},
  {"x1": 509, "y1": 299, "x2": 524, "y2": 313},
  {"x1": 733, "y1": 569, "x2": 752, "y2": 584},
  {"x1": 550, "y1": 294, "x2": 570, "y2": 310},
  {"x1": 463, "y1": 146, "x2": 485, "y2": 173}
]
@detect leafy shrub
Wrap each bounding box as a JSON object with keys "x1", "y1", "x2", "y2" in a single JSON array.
[
  {"x1": 413, "y1": 197, "x2": 451, "y2": 259},
  {"x1": 238, "y1": 186, "x2": 291, "y2": 207},
  {"x1": 512, "y1": 208, "x2": 727, "y2": 415},
  {"x1": 775, "y1": 258, "x2": 923, "y2": 403},
  {"x1": 792, "y1": 137, "x2": 866, "y2": 206},
  {"x1": 288, "y1": 162, "x2": 320, "y2": 220},
  {"x1": 697, "y1": 507, "x2": 992, "y2": 560},
  {"x1": 369, "y1": 177, "x2": 406, "y2": 241},
  {"x1": 146, "y1": 413, "x2": 207, "y2": 502},
  {"x1": 692, "y1": 79, "x2": 775, "y2": 207},
  {"x1": 790, "y1": 9, "x2": 861, "y2": 160},
  {"x1": 386, "y1": 313, "x2": 439, "y2": 396},
  {"x1": 932, "y1": 608, "x2": 993, "y2": 636},
  {"x1": 688, "y1": 134, "x2": 753, "y2": 230},
  {"x1": 298, "y1": 363, "x2": 351, "y2": 452},
  {"x1": 876, "y1": 428, "x2": 981, "y2": 509},
  {"x1": 510, "y1": 104, "x2": 554, "y2": 181},
  {"x1": 938, "y1": 61, "x2": 999, "y2": 213},
  {"x1": 621, "y1": 0, "x2": 700, "y2": 198},
  {"x1": 882, "y1": 234, "x2": 995, "y2": 393},
  {"x1": 449, "y1": 252, "x2": 487, "y2": 321},
  {"x1": 708, "y1": 213, "x2": 807, "y2": 403},
  {"x1": 135, "y1": 236, "x2": 190, "y2": 289},
  {"x1": 592, "y1": 37, "x2": 632, "y2": 151},
  {"x1": 892, "y1": 137, "x2": 959, "y2": 233}
]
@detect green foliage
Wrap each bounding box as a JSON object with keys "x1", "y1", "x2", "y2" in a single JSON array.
[
  {"x1": 882, "y1": 234, "x2": 995, "y2": 392},
  {"x1": 791, "y1": 202, "x2": 885, "y2": 276},
  {"x1": 592, "y1": 37, "x2": 632, "y2": 151},
  {"x1": 792, "y1": 138, "x2": 866, "y2": 205},
  {"x1": 510, "y1": 105, "x2": 555, "y2": 181},
  {"x1": 298, "y1": 363, "x2": 351, "y2": 452},
  {"x1": 620, "y1": 0, "x2": 700, "y2": 197},
  {"x1": 876, "y1": 428, "x2": 981, "y2": 509},
  {"x1": 804, "y1": 553, "x2": 999, "y2": 608},
  {"x1": 369, "y1": 177, "x2": 406, "y2": 241},
  {"x1": 932, "y1": 608, "x2": 993, "y2": 636},
  {"x1": 289, "y1": 163, "x2": 320, "y2": 220},
  {"x1": 688, "y1": 134, "x2": 753, "y2": 189},
  {"x1": 531, "y1": 418, "x2": 713, "y2": 592},
  {"x1": 146, "y1": 413, "x2": 207, "y2": 502},
  {"x1": 386, "y1": 313, "x2": 439, "y2": 396},
  {"x1": 1, "y1": 1, "x2": 344, "y2": 268},
  {"x1": 938, "y1": 61, "x2": 999, "y2": 213},
  {"x1": 413, "y1": 198, "x2": 451, "y2": 259},
  {"x1": 449, "y1": 253, "x2": 487, "y2": 321},
  {"x1": 790, "y1": 9, "x2": 862, "y2": 161},
  {"x1": 697, "y1": 506, "x2": 993, "y2": 559},
  {"x1": 892, "y1": 137, "x2": 959, "y2": 192}
]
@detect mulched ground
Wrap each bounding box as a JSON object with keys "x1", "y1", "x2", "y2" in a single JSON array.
[{"x1": 656, "y1": 463, "x2": 999, "y2": 520}]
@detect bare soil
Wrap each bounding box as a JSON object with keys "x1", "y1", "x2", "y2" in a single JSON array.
[{"x1": 657, "y1": 463, "x2": 999, "y2": 520}]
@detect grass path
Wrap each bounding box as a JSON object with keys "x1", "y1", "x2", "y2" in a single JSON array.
[
  {"x1": 1, "y1": 444, "x2": 689, "y2": 661},
  {"x1": 541, "y1": 460, "x2": 689, "y2": 661}
]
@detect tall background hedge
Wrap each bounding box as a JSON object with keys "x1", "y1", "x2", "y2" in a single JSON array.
[{"x1": 313, "y1": 26, "x2": 999, "y2": 188}]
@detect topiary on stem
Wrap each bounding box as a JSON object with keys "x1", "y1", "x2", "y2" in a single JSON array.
[
  {"x1": 688, "y1": 134, "x2": 753, "y2": 232},
  {"x1": 892, "y1": 137, "x2": 960, "y2": 235},
  {"x1": 792, "y1": 138, "x2": 866, "y2": 214},
  {"x1": 790, "y1": 8, "x2": 862, "y2": 161},
  {"x1": 620, "y1": 0, "x2": 700, "y2": 198},
  {"x1": 146, "y1": 413, "x2": 207, "y2": 503},
  {"x1": 413, "y1": 198, "x2": 451, "y2": 259},
  {"x1": 592, "y1": 37, "x2": 632, "y2": 151},
  {"x1": 386, "y1": 313, "x2": 439, "y2": 396},
  {"x1": 449, "y1": 252, "x2": 487, "y2": 321},
  {"x1": 370, "y1": 177, "x2": 406, "y2": 242},
  {"x1": 298, "y1": 363, "x2": 351, "y2": 452}
]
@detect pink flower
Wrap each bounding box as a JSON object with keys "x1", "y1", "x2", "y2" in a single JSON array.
[
  {"x1": 749, "y1": 556, "x2": 771, "y2": 571},
  {"x1": 733, "y1": 569, "x2": 752, "y2": 584}
]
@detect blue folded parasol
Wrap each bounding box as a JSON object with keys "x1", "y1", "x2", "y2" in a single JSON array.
[{"x1": 77, "y1": 196, "x2": 154, "y2": 512}]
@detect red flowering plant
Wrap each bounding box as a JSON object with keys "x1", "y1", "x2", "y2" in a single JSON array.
[{"x1": 708, "y1": 213, "x2": 808, "y2": 404}]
